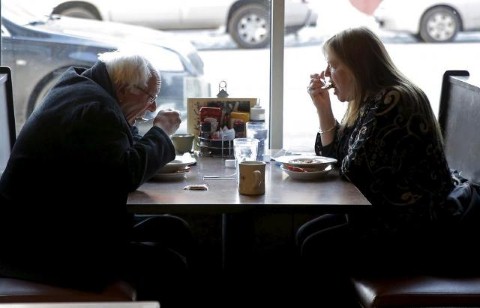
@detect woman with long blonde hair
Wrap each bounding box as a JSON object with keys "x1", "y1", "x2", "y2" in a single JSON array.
[{"x1": 296, "y1": 27, "x2": 455, "y2": 306}]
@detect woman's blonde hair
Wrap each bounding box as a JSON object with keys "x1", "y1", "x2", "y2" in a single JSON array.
[{"x1": 323, "y1": 27, "x2": 439, "y2": 135}]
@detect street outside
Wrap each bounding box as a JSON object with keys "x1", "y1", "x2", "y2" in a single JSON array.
[{"x1": 170, "y1": 0, "x2": 480, "y2": 150}]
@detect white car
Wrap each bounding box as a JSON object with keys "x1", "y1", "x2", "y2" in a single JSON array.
[
  {"x1": 31, "y1": 0, "x2": 318, "y2": 49},
  {"x1": 374, "y1": 0, "x2": 480, "y2": 42}
]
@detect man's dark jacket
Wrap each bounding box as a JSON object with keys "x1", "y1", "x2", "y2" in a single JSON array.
[{"x1": 0, "y1": 61, "x2": 175, "y2": 290}]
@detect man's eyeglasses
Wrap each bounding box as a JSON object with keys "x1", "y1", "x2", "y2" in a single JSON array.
[{"x1": 134, "y1": 86, "x2": 158, "y2": 103}]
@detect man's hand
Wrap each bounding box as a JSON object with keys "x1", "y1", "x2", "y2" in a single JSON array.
[{"x1": 153, "y1": 109, "x2": 181, "y2": 136}]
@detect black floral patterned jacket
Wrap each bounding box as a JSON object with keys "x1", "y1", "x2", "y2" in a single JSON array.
[{"x1": 316, "y1": 88, "x2": 454, "y2": 235}]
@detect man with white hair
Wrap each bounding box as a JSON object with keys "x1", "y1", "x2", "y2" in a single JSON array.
[{"x1": 0, "y1": 50, "x2": 194, "y2": 308}]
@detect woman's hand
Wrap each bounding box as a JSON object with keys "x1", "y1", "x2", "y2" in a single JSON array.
[
  {"x1": 307, "y1": 72, "x2": 332, "y2": 110},
  {"x1": 308, "y1": 72, "x2": 337, "y2": 145},
  {"x1": 153, "y1": 109, "x2": 181, "y2": 136}
]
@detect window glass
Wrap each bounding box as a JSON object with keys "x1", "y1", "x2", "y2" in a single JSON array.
[
  {"x1": 282, "y1": 0, "x2": 480, "y2": 151},
  {"x1": 2, "y1": 0, "x2": 479, "y2": 152}
]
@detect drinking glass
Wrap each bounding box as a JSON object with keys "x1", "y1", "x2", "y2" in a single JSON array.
[
  {"x1": 233, "y1": 138, "x2": 259, "y2": 164},
  {"x1": 233, "y1": 137, "x2": 259, "y2": 181}
]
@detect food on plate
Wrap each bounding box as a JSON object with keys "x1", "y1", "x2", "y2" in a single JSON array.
[
  {"x1": 284, "y1": 165, "x2": 322, "y2": 173},
  {"x1": 289, "y1": 158, "x2": 319, "y2": 164},
  {"x1": 281, "y1": 164, "x2": 333, "y2": 180}
]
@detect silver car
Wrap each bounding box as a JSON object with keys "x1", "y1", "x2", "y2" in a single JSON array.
[
  {"x1": 37, "y1": 0, "x2": 318, "y2": 49},
  {"x1": 374, "y1": 0, "x2": 480, "y2": 42}
]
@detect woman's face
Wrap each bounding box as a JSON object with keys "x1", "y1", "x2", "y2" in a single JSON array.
[{"x1": 324, "y1": 51, "x2": 355, "y2": 102}]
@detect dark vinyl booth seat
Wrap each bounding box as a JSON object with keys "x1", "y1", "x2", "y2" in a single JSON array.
[
  {"x1": 0, "y1": 278, "x2": 136, "y2": 302},
  {"x1": 0, "y1": 67, "x2": 136, "y2": 302},
  {"x1": 351, "y1": 70, "x2": 480, "y2": 308},
  {"x1": 353, "y1": 276, "x2": 480, "y2": 308}
]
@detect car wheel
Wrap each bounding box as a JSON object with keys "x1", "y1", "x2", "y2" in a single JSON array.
[
  {"x1": 419, "y1": 6, "x2": 460, "y2": 43},
  {"x1": 54, "y1": 6, "x2": 100, "y2": 19},
  {"x1": 228, "y1": 3, "x2": 270, "y2": 49}
]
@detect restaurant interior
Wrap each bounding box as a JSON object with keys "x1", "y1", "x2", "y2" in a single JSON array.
[{"x1": 1, "y1": 1, "x2": 480, "y2": 307}]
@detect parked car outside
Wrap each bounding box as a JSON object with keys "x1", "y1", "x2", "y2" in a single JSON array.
[
  {"x1": 374, "y1": 0, "x2": 480, "y2": 43},
  {"x1": 1, "y1": 0, "x2": 210, "y2": 133},
  {"x1": 30, "y1": 0, "x2": 318, "y2": 49}
]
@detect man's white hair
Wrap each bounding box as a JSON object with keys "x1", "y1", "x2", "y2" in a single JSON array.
[{"x1": 98, "y1": 50, "x2": 161, "y2": 91}]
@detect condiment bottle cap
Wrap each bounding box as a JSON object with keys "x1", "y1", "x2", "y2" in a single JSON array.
[{"x1": 250, "y1": 102, "x2": 265, "y2": 122}]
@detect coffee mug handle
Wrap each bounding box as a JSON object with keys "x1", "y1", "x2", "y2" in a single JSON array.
[{"x1": 253, "y1": 170, "x2": 263, "y2": 188}]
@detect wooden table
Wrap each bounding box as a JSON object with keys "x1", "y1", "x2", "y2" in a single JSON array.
[
  {"x1": 128, "y1": 155, "x2": 371, "y2": 211},
  {"x1": 128, "y1": 153, "x2": 372, "y2": 270}
]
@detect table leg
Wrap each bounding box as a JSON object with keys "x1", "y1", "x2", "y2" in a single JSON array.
[{"x1": 221, "y1": 212, "x2": 254, "y2": 272}]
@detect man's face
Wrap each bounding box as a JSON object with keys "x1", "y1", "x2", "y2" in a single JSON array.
[{"x1": 120, "y1": 77, "x2": 159, "y2": 125}]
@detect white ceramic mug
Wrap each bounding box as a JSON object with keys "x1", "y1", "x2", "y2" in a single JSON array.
[{"x1": 239, "y1": 161, "x2": 266, "y2": 195}]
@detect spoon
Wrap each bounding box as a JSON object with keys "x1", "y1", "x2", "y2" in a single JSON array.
[
  {"x1": 321, "y1": 82, "x2": 335, "y2": 90},
  {"x1": 135, "y1": 117, "x2": 149, "y2": 123}
]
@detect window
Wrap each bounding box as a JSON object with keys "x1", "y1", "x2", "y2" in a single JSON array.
[{"x1": 2, "y1": 0, "x2": 479, "y2": 152}]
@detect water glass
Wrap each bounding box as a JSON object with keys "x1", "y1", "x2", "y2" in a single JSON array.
[{"x1": 233, "y1": 137, "x2": 259, "y2": 163}]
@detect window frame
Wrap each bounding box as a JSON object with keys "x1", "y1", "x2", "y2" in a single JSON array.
[{"x1": 270, "y1": 0, "x2": 285, "y2": 150}]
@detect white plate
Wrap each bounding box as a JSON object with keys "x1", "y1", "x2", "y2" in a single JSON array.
[
  {"x1": 275, "y1": 155, "x2": 337, "y2": 167},
  {"x1": 157, "y1": 154, "x2": 196, "y2": 173},
  {"x1": 151, "y1": 168, "x2": 190, "y2": 181},
  {"x1": 281, "y1": 164, "x2": 334, "y2": 181},
  {"x1": 175, "y1": 153, "x2": 197, "y2": 165}
]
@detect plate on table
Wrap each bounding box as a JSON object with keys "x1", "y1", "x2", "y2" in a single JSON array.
[
  {"x1": 281, "y1": 164, "x2": 334, "y2": 181},
  {"x1": 152, "y1": 167, "x2": 190, "y2": 181},
  {"x1": 157, "y1": 154, "x2": 196, "y2": 173},
  {"x1": 175, "y1": 153, "x2": 197, "y2": 165},
  {"x1": 276, "y1": 155, "x2": 337, "y2": 171}
]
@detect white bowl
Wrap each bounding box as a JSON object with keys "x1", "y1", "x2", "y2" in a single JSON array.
[
  {"x1": 286, "y1": 157, "x2": 335, "y2": 166},
  {"x1": 281, "y1": 164, "x2": 334, "y2": 181}
]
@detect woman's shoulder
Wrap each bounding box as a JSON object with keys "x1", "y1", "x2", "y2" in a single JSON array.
[
  {"x1": 370, "y1": 85, "x2": 422, "y2": 112},
  {"x1": 372, "y1": 87, "x2": 405, "y2": 103},
  {"x1": 365, "y1": 88, "x2": 402, "y2": 115}
]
